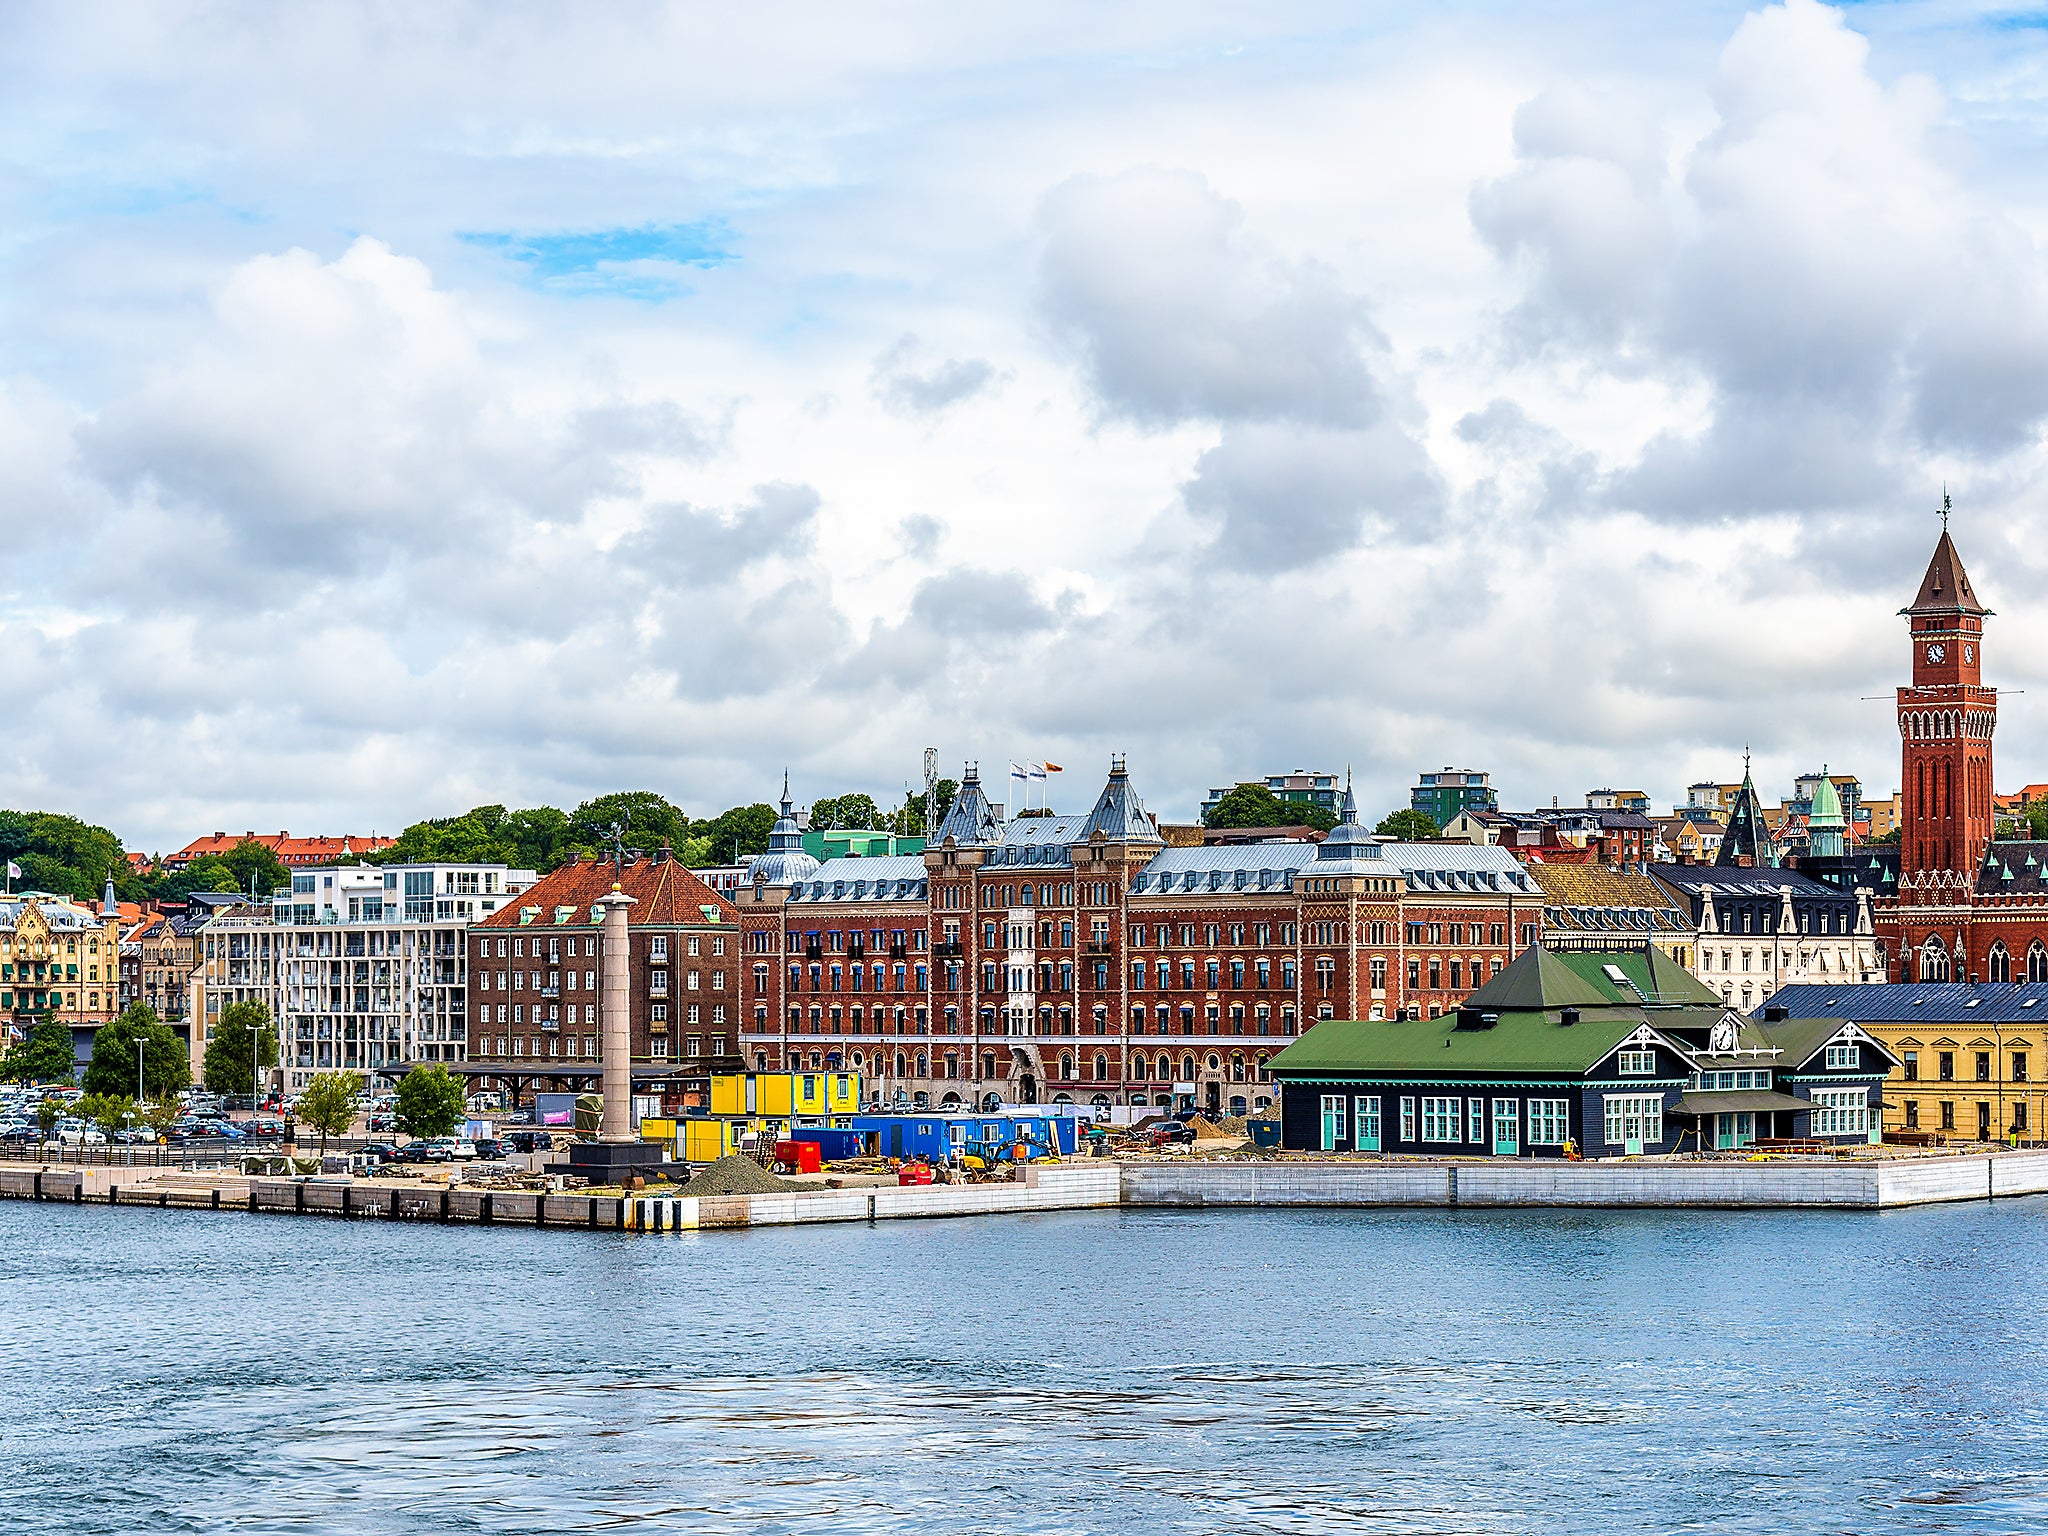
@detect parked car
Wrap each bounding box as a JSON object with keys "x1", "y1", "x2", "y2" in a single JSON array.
[
  {"x1": 1148, "y1": 1122, "x2": 1197, "y2": 1148},
  {"x1": 470, "y1": 1139, "x2": 508, "y2": 1160},
  {"x1": 0, "y1": 1125, "x2": 41, "y2": 1145},
  {"x1": 397, "y1": 1141, "x2": 451, "y2": 1164},
  {"x1": 56, "y1": 1120, "x2": 107, "y2": 1146},
  {"x1": 503, "y1": 1129, "x2": 554, "y2": 1154},
  {"x1": 358, "y1": 1142, "x2": 404, "y2": 1163}
]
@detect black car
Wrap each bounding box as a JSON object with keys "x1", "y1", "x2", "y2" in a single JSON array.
[
  {"x1": 358, "y1": 1142, "x2": 404, "y2": 1162},
  {"x1": 503, "y1": 1130, "x2": 554, "y2": 1154},
  {"x1": 470, "y1": 1138, "x2": 509, "y2": 1160},
  {"x1": 0, "y1": 1125, "x2": 40, "y2": 1145},
  {"x1": 397, "y1": 1141, "x2": 450, "y2": 1164}
]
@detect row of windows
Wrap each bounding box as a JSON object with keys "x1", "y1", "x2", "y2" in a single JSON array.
[
  {"x1": 479, "y1": 1003, "x2": 724, "y2": 1025},
  {"x1": 1901, "y1": 1049, "x2": 2027, "y2": 1083},
  {"x1": 475, "y1": 934, "x2": 726, "y2": 959}
]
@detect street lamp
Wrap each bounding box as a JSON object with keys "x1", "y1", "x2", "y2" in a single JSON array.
[{"x1": 136, "y1": 1037, "x2": 146, "y2": 1102}]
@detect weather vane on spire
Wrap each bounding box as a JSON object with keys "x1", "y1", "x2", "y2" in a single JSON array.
[{"x1": 1940, "y1": 486, "x2": 1952, "y2": 534}]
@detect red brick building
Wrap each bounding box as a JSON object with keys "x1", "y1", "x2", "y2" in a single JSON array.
[
  {"x1": 1874, "y1": 522, "x2": 2048, "y2": 985},
  {"x1": 163, "y1": 831, "x2": 398, "y2": 871},
  {"x1": 735, "y1": 761, "x2": 1544, "y2": 1117},
  {"x1": 464, "y1": 851, "x2": 742, "y2": 1107}
]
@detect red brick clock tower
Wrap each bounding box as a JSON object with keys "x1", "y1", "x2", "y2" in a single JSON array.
[{"x1": 1897, "y1": 506, "x2": 1996, "y2": 902}]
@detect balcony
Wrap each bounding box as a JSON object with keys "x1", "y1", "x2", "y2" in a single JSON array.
[
  {"x1": 1085, "y1": 940, "x2": 1113, "y2": 955},
  {"x1": 888, "y1": 944, "x2": 908, "y2": 959},
  {"x1": 934, "y1": 941, "x2": 963, "y2": 959},
  {"x1": 539, "y1": 985, "x2": 560, "y2": 999},
  {"x1": 540, "y1": 1018, "x2": 560, "y2": 1032}
]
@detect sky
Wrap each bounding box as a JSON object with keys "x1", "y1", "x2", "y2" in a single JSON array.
[{"x1": 8, "y1": 0, "x2": 2048, "y2": 852}]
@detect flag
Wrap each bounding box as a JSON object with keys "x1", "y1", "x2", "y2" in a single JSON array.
[
  {"x1": 1043, "y1": 763, "x2": 1063, "y2": 774},
  {"x1": 1009, "y1": 761, "x2": 1028, "y2": 784},
  {"x1": 4, "y1": 861, "x2": 16, "y2": 881},
  {"x1": 1028, "y1": 763, "x2": 1047, "y2": 781}
]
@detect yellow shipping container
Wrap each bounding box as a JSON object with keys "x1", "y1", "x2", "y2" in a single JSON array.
[{"x1": 708, "y1": 1070, "x2": 862, "y2": 1118}]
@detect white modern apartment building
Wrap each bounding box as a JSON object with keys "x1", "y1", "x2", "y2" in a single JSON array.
[{"x1": 193, "y1": 862, "x2": 538, "y2": 1095}]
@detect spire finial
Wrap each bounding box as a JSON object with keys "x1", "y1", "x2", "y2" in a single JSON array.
[{"x1": 1940, "y1": 486, "x2": 1952, "y2": 534}]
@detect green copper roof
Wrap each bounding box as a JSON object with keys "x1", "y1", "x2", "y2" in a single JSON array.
[
  {"x1": 1464, "y1": 944, "x2": 1720, "y2": 1012},
  {"x1": 1266, "y1": 1009, "x2": 1658, "y2": 1076},
  {"x1": 1808, "y1": 771, "x2": 1845, "y2": 829}
]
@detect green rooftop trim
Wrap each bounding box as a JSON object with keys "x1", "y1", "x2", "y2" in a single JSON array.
[{"x1": 1267, "y1": 1008, "x2": 1662, "y2": 1077}]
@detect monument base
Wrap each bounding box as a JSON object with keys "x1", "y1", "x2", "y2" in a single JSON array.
[{"x1": 566, "y1": 1139, "x2": 668, "y2": 1179}]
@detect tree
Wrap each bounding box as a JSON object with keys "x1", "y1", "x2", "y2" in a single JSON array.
[
  {"x1": 568, "y1": 791, "x2": 691, "y2": 860},
  {"x1": 203, "y1": 1000, "x2": 279, "y2": 1101},
  {"x1": 141, "y1": 1098, "x2": 181, "y2": 1143},
  {"x1": 698, "y1": 803, "x2": 775, "y2": 864},
  {"x1": 1867, "y1": 826, "x2": 1902, "y2": 847},
  {"x1": 0, "y1": 810, "x2": 130, "y2": 903},
  {"x1": 810, "y1": 793, "x2": 881, "y2": 831},
  {"x1": 1204, "y1": 783, "x2": 1292, "y2": 830},
  {"x1": 889, "y1": 779, "x2": 957, "y2": 838},
  {"x1": 2, "y1": 1016, "x2": 75, "y2": 1084},
  {"x1": 82, "y1": 1003, "x2": 190, "y2": 1100},
  {"x1": 154, "y1": 855, "x2": 243, "y2": 904},
  {"x1": 34, "y1": 1095, "x2": 62, "y2": 1152},
  {"x1": 1375, "y1": 809, "x2": 1443, "y2": 841},
  {"x1": 218, "y1": 839, "x2": 292, "y2": 900},
  {"x1": 75, "y1": 1091, "x2": 134, "y2": 1150},
  {"x1": 394, "y1": 1064, "x2": 467, "y2": 1140},
  {"x1": 297, "y1": 1071, "x2": 362, "y2": 1156}
]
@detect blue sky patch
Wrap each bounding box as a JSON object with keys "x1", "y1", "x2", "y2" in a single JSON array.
[{"x1": 460, "y1": 220, "x2": 735, "y2": 298}]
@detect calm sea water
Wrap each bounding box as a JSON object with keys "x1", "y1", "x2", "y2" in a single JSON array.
[{"x1": 4, "y1": 1198, "x2": 2047, "y2": 1535}]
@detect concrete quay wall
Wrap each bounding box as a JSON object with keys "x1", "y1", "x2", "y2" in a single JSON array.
[{"x1": 1120, "y1": 1152, "x2": 2048, "y2": 1210}]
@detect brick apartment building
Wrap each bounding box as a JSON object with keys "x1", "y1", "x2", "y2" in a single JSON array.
[
  {"x1": 733, "y1": 761, "x2": 1544, "y2": 1118},
  {"x1": 464, "y1": 852, "x2": 743, "y2": 1105}
]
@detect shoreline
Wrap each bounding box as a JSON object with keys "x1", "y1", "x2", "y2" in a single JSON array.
[{"x1": 5, "y1": 1149, "x2": 2046, "y2": 1230}]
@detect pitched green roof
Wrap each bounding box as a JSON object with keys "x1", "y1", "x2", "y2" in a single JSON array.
[
  {"x1": 1464, "y1": 944, "x2": 1721, "y2": 1013},
  {"x1": 1267, "y1": 1008, "x2": 1654, "y2": 1077}
]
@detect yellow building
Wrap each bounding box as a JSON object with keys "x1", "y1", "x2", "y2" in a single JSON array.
[
  {"x1": 0, "y1": 891, "x2": 125, "y2": 1031},
  {"x1": 1766, "y1": 985, "x2": 2048, "y2": 1144},
  {"x1": 709, "y1": 1069, "x2": 861, "y2": 1119}
]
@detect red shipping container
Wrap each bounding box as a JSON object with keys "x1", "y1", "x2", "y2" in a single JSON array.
[{"x1": 774, "y1": 1140, "x2": 822, "y2": 1173}]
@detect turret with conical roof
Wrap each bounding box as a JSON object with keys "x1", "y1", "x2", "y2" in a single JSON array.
[
  {"x1": 748, "y1": 771, "x2": 823, "y2": 887},
  {"x1": 1807, "y1": 768, "x2": 1846, "y2": 860},
  {"x1": 934, "y1": 763, "x2": 1002, "y2": 846},
  {"x1": 1717, "y1": 758, "x2": 1778, "y2": 869},
  {"x1": 1077, "y1": 755, "x2": 1160, "y2": 845}
]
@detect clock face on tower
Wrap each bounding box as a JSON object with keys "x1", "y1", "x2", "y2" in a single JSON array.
[{"x1": 1927, "y1": 642, "x2": 1946, "y2": 663}]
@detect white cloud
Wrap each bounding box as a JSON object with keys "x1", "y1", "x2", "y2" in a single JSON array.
[{"x1": 8, "y1": 1, "x2": 2048, "y2": 847}]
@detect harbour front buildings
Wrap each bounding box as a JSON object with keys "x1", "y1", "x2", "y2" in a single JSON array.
[{"x1": 734, "y1": 762, "x2": 1546, "y2": 1117}]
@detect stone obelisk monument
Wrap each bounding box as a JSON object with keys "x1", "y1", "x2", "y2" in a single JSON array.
[{"x1": 569, "y1": 871, "x2": 664, "y2": 1179}]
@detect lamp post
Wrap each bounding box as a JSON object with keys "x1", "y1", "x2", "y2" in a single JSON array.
[
  {"x1": 136, "y1": 1037, "x2": 146, "y2": 1102},
  {"x1": 248, "y1": 1019, "x2": 263, "y2": 1119}
]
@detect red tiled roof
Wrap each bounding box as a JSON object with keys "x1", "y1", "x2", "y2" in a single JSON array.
[
  {"x1": 164, "y1": 831, "x2": 399, "y2": 868},
  {"x1": 474, "y1": 854, "x2": 738, "y2": 930}
]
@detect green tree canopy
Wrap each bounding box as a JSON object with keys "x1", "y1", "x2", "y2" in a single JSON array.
[
  {"x1": 202, "y1": 1000, "x2": 279, "y2": 1099},
  {"x1": 218, "y1": 839, "x2": 292, "y2": 899},
  {"x1": 1206, "y1": 784, "x2": 1293, "y2": 830},
  {"x1": 810, "y1": 793, "x2": 881, "y2": 831},
  {"x1": 569, "y1": 791, "x2": 691, "y2": 860},
  {"x1": 888, "y1": 779, "x2": 956, "y2": 837},
  {"x1": 698, "y1": 803, "x2": 775, "y2": 864},
  {"x1": 1, "y1": 1017, "x2": 76, "y2": 1084},
  {"x1": 296, "y1": 1070, "x2": 362, "y2": 1155},
  {"x1": 394, "y1": 1064, "x2": 467, "y2": 1139},
  {"x1": 0, "y1": 810, "x2": 131, "y2": 903},
  {"x1": 154, "y1": 855, "x2": 244, "y2": 904},
  {"x1": 75, "y1": 1091, "x2": 135, "y2": 1141},
  {"x1": 82, "y1": 1003, "x2": 190, "y2": 1100},
  {"x1": 1375, "y1": 809, "x2": 1443, "y2": 840}
]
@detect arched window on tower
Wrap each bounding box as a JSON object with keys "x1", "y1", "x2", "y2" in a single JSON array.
[
  {"x1": 1989, "y1": 942, "x2": 2012, "y2": 984},
  {"x1": 1918, "y1": 937, "x2": 1951, "y2": 983},
  {"x1": 2030, "y1": 942, "x2": 2048, "y2": 985}
]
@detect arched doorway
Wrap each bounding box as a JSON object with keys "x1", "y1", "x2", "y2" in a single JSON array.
[{"x1": 1017, "y1": 1073, "x2": 1038, "y2": 1104}]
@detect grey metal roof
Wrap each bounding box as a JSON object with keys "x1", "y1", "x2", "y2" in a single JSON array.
[
  {"x1": 934, "y1": 766, "x2": 1002, "y2": 847},
  {"x1": 1652, "y1": 864, "x2": 1850, "y2": 901},
  {"x1": 0, "y1": 895, "x2": 103, "y2": 931},
  {"x1": 1375, "y1": 843, "x2": 1542, "y2": 894},
  {"x1": 789, "y1": 855, "x2": 929, "y2": 904},
  {"x1": 1078, "y1": 759, "x2": 1160, "y2": 844},
  {"x1": 1131, "y1": 843, "x2": 1314, "y2": 895},
  {"x1": 1764, "y1": 981, "x2": 2048, "y2": 1026},
  {"x1": 989, "y1": 814, "x2": 1088, "y2": 866},
  {"x1": 748, "y1": 774, "x2": 823, "y2": 886}
]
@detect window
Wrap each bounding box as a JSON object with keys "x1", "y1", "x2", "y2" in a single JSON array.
[
  {"x1": 1421, "y1": 1097, "x2": 1459, "y2": 1142},
  {"x1": 1939, "y1": 1051, "x2": 1955, "y2": 1082},
  {"x1": 1976, "y1": 1051, "x2": 1992, "y2": 1082},
  {"x1": 1355, "y1": 1096, "x2": 1380, "y2": 1146},
  {"x1": 1400, "y1": 1096, "x2": 1416, "y2": 1142},
  {"x1": 1603, "y1": 1094, "x2": 1663, "y2": 1148},
  {"x1": 1617, "y1": 1048, "x2": 1656, "y2": 1075},
  {"x1": 1902, "y1": 1050, "x2": 1918, "y2": 1082},
  {"x1": 1467, "y1": 1098, "x2": 1484, "y2": 1143},
  {"x1": 650, "y1": 935, "x2": 669, "y2": 960},
  {"x1": 1941, "y1": 1099, "x2": 1955, "y2": 1131},
  {"x1": 1527, "y1": 1098, "x2": 1569, "y2": 1145},
  {"x1": 2016, "y1": 1052, "x2": 2031, "y2": 1084},
  {"x1": 1905, "y1": 1099, "x2": 1920, "y2": 1130},
  {"x1": 1824, "y1": 1042, "x2": 1858, "y2": 1071},
  {"x1": 1810, "y1": 1088, "x2": 1869, "y2": 1139}
]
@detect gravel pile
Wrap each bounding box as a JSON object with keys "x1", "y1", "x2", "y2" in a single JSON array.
[{"x1": 678, "y1": 1155, "x2": 785, "y2": 1198}]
